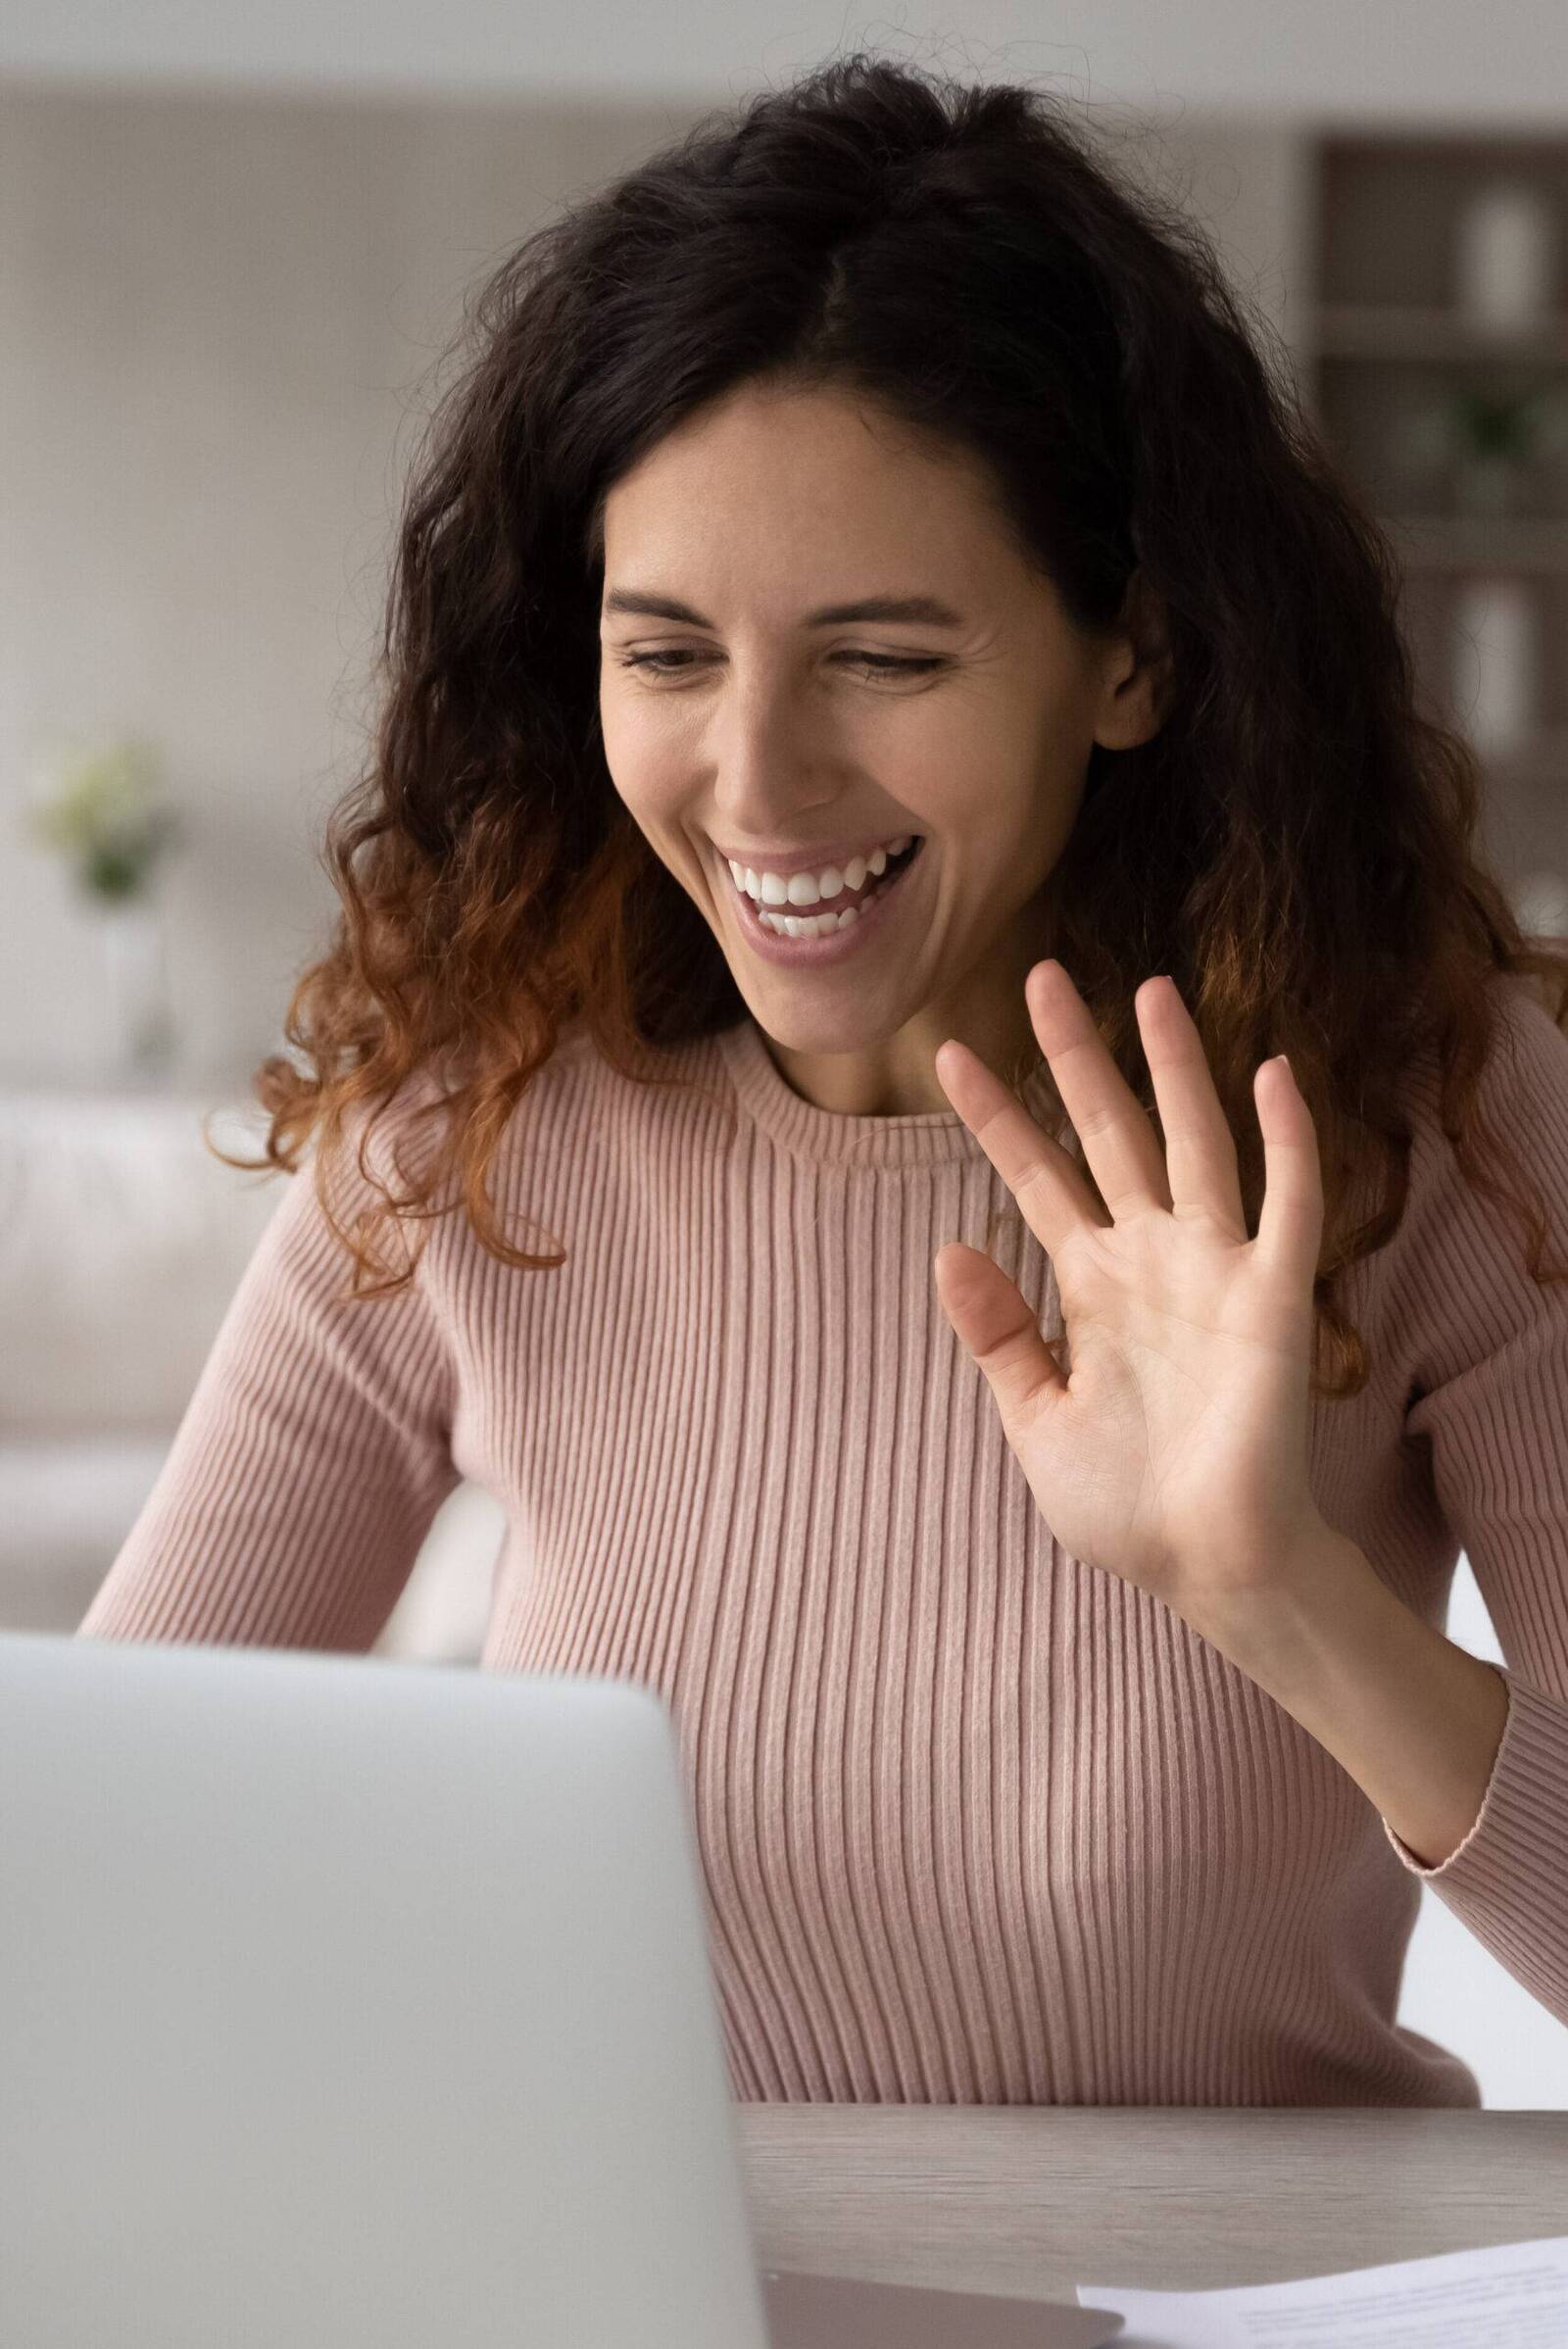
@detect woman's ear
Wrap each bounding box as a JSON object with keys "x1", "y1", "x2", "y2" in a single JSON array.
[{"x1": 1097, "y1": 567, "x2": 1175, "y2": 751}]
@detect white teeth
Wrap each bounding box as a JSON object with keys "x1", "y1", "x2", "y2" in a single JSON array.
[{"x1": 725, "y1": 834, "x2": 912, "y2": 907}]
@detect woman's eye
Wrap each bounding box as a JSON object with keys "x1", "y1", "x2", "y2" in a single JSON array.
[{"x1": 615, "y1": 650, "x2": 943, "y2": 678}]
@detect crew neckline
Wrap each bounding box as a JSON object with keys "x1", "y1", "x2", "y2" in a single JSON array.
[{"x1": 713, "y1": 1014, "x2": 1067, "y2": 1169}]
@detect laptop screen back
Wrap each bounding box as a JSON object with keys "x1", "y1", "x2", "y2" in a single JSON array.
[{"x1": 0, "y1": 1632, "x2": 772, "y2": 2349}]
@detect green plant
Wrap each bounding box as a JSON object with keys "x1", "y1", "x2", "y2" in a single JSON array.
[
  {"x1": 1393, "y1": 372, "x2": 1568, "y2": 478},
  {"x1": 23, "y1": 737, "x2": 182, "y2": 903}
]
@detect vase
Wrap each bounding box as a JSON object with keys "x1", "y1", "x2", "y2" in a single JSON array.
[
  {"x1": 94, "y1": 897, "x2": 177, "y2": 1081},
  {"x1": 1450, "y1": 577, "x2": 1538, "y2": 758},
  {"x1": 1453, "y1": 181, "x2": 1558, "y2": 336}
]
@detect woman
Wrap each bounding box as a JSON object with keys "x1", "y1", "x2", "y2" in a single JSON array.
[{"x1": 80, "y1": 55, "x2": 1568, "y2": 2107}]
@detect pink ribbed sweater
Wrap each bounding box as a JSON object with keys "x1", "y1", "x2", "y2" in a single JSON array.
[{"x1": 77, "y1": 978, "x2": 1568, "y2": 2105}]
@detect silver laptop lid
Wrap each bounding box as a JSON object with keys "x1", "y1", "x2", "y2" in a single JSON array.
[{"x1": 0, "y1": 1631, "x2": 772, "y2": 2349}]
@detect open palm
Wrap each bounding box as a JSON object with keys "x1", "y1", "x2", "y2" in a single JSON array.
[{"x1": 933, "y1": 960, "x2": 1327, "y2": 1618}]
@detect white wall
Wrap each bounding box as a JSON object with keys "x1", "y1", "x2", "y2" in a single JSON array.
[
  {"x1": 3, "y1": 0, "x2": 1567, "y2": 121},
  {"x1": 0, "y1": 87, "x2": 698, "y2": 1083}
]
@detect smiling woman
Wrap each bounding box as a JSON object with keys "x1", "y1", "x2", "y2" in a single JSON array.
[
  {"x1": 590, "y1": 372, "x2": 1168, "y2": 1096},
  {"x1": 82, "y1": 51, "x2": 1568, "y2": 2111}
]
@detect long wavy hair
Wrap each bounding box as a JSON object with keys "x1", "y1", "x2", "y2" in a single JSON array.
[{"x1": 211, "y1": 50, "x2": 1568, "y2": 1402}]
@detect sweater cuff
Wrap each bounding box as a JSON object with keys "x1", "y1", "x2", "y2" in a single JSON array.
[{"x1": 1381, "y1": 1667, "x2": 1550, "y2": 1881}]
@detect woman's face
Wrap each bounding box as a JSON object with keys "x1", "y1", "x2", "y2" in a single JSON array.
[{"x1": 597, "y1": 380, "x2": 1168, "y2": 1115}]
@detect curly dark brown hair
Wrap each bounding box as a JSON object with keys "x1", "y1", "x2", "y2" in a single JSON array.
[{"x1": 210, "y1": 50, "x2": 1568, "y2": 1403}]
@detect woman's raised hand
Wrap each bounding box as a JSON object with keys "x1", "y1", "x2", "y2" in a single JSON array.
[{"x1": 932, "y1": 959, "x2": 1329, "y2": 1621}]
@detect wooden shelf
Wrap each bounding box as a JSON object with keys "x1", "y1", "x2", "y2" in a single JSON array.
[
  {"x1": 1310, "y1": 305, "x2": 1568, "y2": 366},
  {"x1": 1306, "y1": 133, "x2": 1568, "y2": 843}
]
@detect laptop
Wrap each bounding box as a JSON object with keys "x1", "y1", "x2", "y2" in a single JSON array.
[{"x1": 0, "y1": 1630, "x2": 1123, "y2": 2347}]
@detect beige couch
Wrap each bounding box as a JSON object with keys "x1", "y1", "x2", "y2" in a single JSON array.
[{"x1": 0, "y1": 1083, "x2": 501, "y2": 1663}]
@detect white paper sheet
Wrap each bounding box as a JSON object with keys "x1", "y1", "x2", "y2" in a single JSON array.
[{"x1": 1076, "y1": 2230, "x2": 1568, "y2": 2345}]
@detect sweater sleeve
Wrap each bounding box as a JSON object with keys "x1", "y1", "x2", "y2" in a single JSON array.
[
  {"x1": 75, "y1": 1091, "x2": 463, "y2": 1654},
  {"x1": 1382, "y1": 977, "x2": 1568, "y2": 2030}
]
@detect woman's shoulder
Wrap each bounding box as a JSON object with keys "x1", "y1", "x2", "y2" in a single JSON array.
[
  {"x1": 1395, "y1": 969, "x2": 1568, "y2": 1162},
  {"x1": 1327, "y1": 970, "x2": 1568, "y2": 1338},
  {"x1": 1365, "y1": 970, "x2": 1568, "y2": 1334}
]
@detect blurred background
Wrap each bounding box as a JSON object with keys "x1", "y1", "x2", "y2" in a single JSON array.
[{"x1": 2, "y1": 6, "x2": 1566, "y2": 2102}]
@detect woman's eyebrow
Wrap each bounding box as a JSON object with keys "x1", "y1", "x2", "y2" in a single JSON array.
[{"x1": 601, "y1": 588, "x2": 968, "y2": 628}]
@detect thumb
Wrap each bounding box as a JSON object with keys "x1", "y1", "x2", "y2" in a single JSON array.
[{"x1": 933, "y1": 1242, "x2": 1070, "y2": 1427}]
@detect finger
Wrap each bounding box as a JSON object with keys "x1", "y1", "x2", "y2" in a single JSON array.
[
  {"x1": 1252, "y1": 1053, "x2": 1325, "y2": 1296},
  {"x1": 933, "y1": 1241, "x2": 1069, "y2": 1425},
  {"x1": 933, "y1": 1036, "x2": 1110, "y2": 1263},
  {"x1": 1140, "y1": 977, "x2": 1248, "y2": 1238},
  {"x1": 1025, "y1": 961, "x2": 1173, "y2": 1220}
]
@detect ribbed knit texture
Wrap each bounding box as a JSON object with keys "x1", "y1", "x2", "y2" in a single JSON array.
[{"x1": 78, "y1": 977, "x2": 1568, "y2": 2105}]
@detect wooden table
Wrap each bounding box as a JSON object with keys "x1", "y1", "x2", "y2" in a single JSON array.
[{"x1": 733, "y1": 2107, "x2": 1568, "y2": 2300}]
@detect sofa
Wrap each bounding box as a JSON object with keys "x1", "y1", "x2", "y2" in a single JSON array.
[{"x1": 0, "y1": 1081, "x2": 503, "y2": 1664}]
